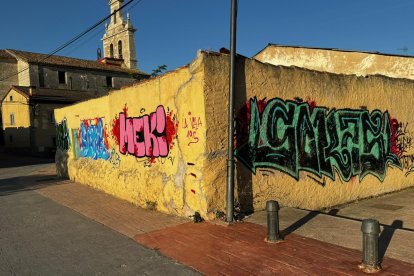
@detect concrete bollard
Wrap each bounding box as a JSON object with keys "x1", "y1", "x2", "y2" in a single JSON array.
[
  {"x1": 358, "y1": 219, "x2": 381, "y2": 273},
  {"x1": 265, "y1": 200, "x2": 283, "y2": 243}
]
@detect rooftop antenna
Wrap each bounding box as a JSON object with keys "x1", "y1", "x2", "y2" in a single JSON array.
[
  {"x1": 97, "y1": 48, "x2": 102, "y2": 60},
  {"x1": 397, "y1": 47, "x2": 409, "y2": 55}
]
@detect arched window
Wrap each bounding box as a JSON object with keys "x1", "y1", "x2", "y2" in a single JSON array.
[
  {"x1": 118, "y1": 40, "x2": 123, "y2": 59},
  {"x1": 109, "y1": 44, "x2": 114, "y2": 58}
]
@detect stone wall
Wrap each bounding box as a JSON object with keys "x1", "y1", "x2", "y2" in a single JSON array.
[
  {"x1": 37, "y1": 65, "x2": 137, "y2": 96},
  {"x1": 0, "y1": 59, "x2": 18, "y2": 100}
]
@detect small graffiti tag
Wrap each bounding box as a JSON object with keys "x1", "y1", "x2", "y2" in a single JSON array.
[
  {"x1": 183, "y1": 112, "x2": 202, "y2": 146},
  {"x1": 109, "y1": 148, "x2": 121, "y2": 168},
  {"x1": 391, "y1": 120, "x2": 413, "y2": 158}
]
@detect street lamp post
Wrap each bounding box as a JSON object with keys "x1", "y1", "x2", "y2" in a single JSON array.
[{"x1": 226, "y1": 0, "x2": 238, "y2": 223}]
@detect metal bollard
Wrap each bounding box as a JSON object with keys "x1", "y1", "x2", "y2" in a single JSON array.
[
  {"x1": 358, "y1": 219, "x2": 381, "y2": 273},
  {"x1": 265, "y1": 200, "x2": 283, "y2": 243}
]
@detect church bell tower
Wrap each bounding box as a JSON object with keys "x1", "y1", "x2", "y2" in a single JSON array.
[{"x1": 102, "y1": 0, "x2": 137, "y2": 69}]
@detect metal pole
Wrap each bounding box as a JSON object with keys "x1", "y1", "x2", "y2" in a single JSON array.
[
  {"x1": 266, "y1": 200, "x2": 283, "y2": 243},
  {"x1": 226, "y1": 0, "x2": 238, "y2": 223},
  {"x1": 358, "y1": 219, "x2": 381, "y2": 273}
]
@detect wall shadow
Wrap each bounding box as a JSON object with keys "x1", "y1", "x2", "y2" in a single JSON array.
[
  {"x1": 0, "y1": 174, "x2": 65, "y2": 197},
  {"x1": 379, "y1": 219, "x2": 403, "y2": 262},
  {"x1": 55, "y1": 150, "x2": 69, "y2": 179},
  {"x1": 0, "y1": 151, "x2": 54, "y2": 168},
  {"x1": 0, "y1": 128, "x2": 4, "y2": 145},
  {"x1": 234, "y1": 56, "x2": 254, "y2": 215},
  {"x1": 3, "y1": 127, "x2": 56, "y2": 158}
]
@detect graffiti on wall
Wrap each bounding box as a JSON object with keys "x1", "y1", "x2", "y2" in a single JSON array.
[
  {"x1": 79, "y1": 118, "x2": 110, "y2": 160},
  {"x1": 56, "y1": 119, "x2": 70, "y2": 150},
  {"x1": 112, "y1": 105, "x2": 178, "y2": 160},
  {"x1": 390, "y1": 120, "x2": 413, "y2": 158},
  {"x1": 182, "y1": 112, "x2": 202, "y2": 146},
  {"x1": 109, "y1": 148, "x2": 121, "y2": 168},
  {"x1": 235, "y1": 97, "x2": 402, "y2": 182}
]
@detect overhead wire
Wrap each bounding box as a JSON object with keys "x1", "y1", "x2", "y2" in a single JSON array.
[
  {"x1": 60, "y1": 0, "x2": 145, "y2": 58},
  {"x1": 0, "y1": 0, "x2": 138, "y2": 82}
]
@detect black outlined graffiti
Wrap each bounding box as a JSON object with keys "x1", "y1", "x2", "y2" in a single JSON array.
[{"x1": 235, "y1": 97, "x2": 402, "y2": 182}]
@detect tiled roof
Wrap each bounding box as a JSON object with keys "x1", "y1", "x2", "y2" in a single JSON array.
[
  {"x1": 5, "y1": 49, "x2": 147, "y2": 75},
  {"x1": 9, "y1": 86, "x2": 98, "y2": 103},
  {"x1": 0, "y1": 50, "x2": 15, "y2": 60}
]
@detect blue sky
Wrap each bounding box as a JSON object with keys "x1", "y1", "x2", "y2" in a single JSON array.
[{"x1": 1, "y1": 1, "x2": 413, "y2": 73}]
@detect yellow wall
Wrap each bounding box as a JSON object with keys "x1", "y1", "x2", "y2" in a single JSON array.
[
  {"x1": 203, "y1": 52, "x2": 414, "y2": 213},
  {"x1": 1, "y1": 89, "x2": 30, "y2": 128},
  {"x1": 55, "y1": 51, "x2": 208, "y2": 218},
  {"x1": 55, "y1": 51, "x2": 414, "y2": 219},
  {"x1": 1, "y1": 89, "x2": 31, "y2": 148}
]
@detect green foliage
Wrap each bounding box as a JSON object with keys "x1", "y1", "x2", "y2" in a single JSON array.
[{"x1": 151, "y1": 64, "x2": 167, "y2": 77}]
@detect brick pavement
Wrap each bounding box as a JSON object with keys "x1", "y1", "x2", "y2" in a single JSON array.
[
  {"x1": 37, "y1": 181, "x2": 189, "y2": 238},
  {"x1": 135, "y1": 222, "x2": 414, "y2": 275},
  {"x1": 27, "y1": 165, "x2": 414, "y2": 275}
]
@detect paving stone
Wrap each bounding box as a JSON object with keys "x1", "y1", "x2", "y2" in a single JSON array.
[
  {"x1": 135, "y1": 222, "x2": 414, "y2": 275},
  {"x1": 37, "y1": 180, "x2": 190, "y2": 238}
]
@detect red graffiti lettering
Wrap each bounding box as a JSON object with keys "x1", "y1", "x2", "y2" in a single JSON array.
[{"x1": 183, "y1": 112, "x2": 202, "y2": 146}]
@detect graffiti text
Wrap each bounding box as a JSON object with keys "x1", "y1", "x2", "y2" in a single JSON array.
[
  {"x1": 235, "y1": 98, "x2": 401, "y2": 182},
  {"x1": 80, "y1": 118, "x2": 110, "y2": 160}
]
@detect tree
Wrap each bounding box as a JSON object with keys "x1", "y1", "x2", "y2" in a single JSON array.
[{"x1": 151, "y1": 64, "x2": 167, "y2": 77}]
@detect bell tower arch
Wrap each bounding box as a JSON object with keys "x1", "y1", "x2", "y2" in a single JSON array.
[{"x1": 102, "y1": 0, "x2": 137, "y2": 69}]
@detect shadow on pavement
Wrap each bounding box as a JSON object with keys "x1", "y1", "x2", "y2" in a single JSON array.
[
  {"x1": 281, "y1": 208, "x2": 340, "y2": 237},
  {"x1": 281, "y1": 209, "x2": 340, "y2": 237},
  {"x1": 0, "y1": 157, "x2": 54, "y2": 169},
  {"x1": 281, "y1": 211, "x2": 319, "y2": 236},
  {"x1": 379, "y1": 220, "x2": 403, "y2": 262},
  {"x1": 0, "y1": 174, "x2": 65, "y2": 197}
]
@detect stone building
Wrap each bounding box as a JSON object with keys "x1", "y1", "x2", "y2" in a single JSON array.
[
  {"x1": 254, "y1": 44, "x2": 414, "y2": 79},
  {"x1": 101, "y1": 0, "x2": 137, "y2": 69},
  {"x1": 1, "y1": 86, "x2": 97, "y2": 156},
  {"x1": 0, "y1": 0, "x2": 146, "y2": 147},
  {"x1": 0, "y1": 49, "x2": 146, "y2": 148}
]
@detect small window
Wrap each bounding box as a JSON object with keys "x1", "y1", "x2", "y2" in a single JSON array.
[
  {"x1": 106, "y1": 76, "x2": 113, "y2": 88},
  {"x1": 118, "y1": 40, "x2": 123, "y2": 59},
  {"x1": 58, "y1": 71, "x2": 66, "y2": 84},
  {"x1": 49, "y1": 111, "x2": 55, "y2": 123},
  {"x1": 9, "y1": 95, "x2": 13, "y2": 101},
  {"x1": 110, "y1": 44, "x2": 114, "y2": 58},
  {"x1": 10, "y1": 113, "x2": 15, "y2": 125}
]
